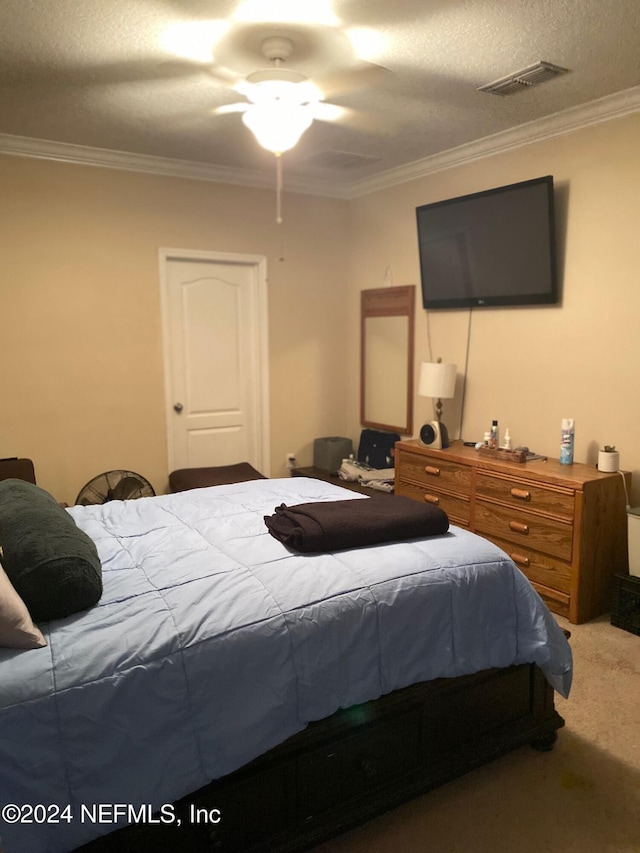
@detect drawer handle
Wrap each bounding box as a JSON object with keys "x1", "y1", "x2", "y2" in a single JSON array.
[
  {"x1": 424, "y1": 494, "x2": 440, "y2": 505},
  {"x1": 424, "y1": 465, "x2": 440, "y2": 477},
  {"x1": 509, "y1": 521, "x2": 529, "y2": 535},
  {"x1": 510, "y1": 552, "x2": 531, "y2": 567},
  {"x1": 510, "y1": 488, "x2": 531, "y2": 501}
]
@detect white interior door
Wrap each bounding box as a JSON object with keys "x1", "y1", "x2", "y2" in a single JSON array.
[{"x1": 160, "y1": 249, "x2": 270, "y2": 475}]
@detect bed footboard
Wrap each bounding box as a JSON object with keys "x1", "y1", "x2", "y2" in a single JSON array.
[{"x1": 80, "y1": 663, "x2": 563, "y2": 852}]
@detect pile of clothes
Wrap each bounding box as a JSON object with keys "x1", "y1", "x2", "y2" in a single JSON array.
[{"x1": 338, "y1": 458, "x2": 395, "y2": 493}]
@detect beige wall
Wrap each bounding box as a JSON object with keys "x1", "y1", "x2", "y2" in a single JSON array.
[
  {"x1": 4, "y1": 110, "x2": 640, "y2": 507},
  {"x1": 0, "y1": 157, "x2": 350, "y2": 504},
  {"x1": 347, "y1": 112, "x2": 640, "y2": 504}
]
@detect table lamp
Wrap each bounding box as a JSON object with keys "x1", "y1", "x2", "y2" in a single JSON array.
[{"x1": 418, "y1": 359, "x2": 457, "y2": 448}]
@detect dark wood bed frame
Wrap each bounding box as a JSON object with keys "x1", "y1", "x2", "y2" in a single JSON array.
[{"x1": 80, "y1": 660, "x2": 563, "y2": 853}]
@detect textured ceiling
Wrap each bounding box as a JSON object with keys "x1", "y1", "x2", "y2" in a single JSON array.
[{"x1": 1, "y1": 0, "x2": 639, "y2": 195}]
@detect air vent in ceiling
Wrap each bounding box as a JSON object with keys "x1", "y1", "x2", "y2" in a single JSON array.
[
  {"x1": 303, "y1": 150, "x2": 382, "y2": 170},
  {"x1": 478, "y1": 61, "x2": 570, "y2": 96}
]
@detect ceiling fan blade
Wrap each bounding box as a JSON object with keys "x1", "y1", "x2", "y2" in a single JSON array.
[
  {"x1": 213, "y1": 102, "x2": 250, "y2": 115},
  {"x1": 0, "y1": 57, "x2": 211, "y2": 88},
  {"x1": 154, "y1": 58, "x2": 241, "y2": 90},
  {"x1": 151, "y1": 58, "x2": 216, "y2": 82},
  {"x1": 312, "y1": 63, "x2": 392, "y2": 100},
  {"x1": 205, "y1": 64, "x2": 243, "y2": 88},
  {"x1": 312, "y1": 102, "x2": 398, "y2": 136}
]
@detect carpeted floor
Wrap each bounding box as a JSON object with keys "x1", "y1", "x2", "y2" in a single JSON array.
[{"x1": 312, "y1": 615, "x2": 640, "y2": 853}]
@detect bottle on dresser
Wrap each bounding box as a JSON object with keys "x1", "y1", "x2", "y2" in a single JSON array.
[
  {"x1": 560, "y1": 419, "x2": 575, "y2": 465},
  {"x1": 490, "y1": 420, "x2": 499, "y2": 449}
]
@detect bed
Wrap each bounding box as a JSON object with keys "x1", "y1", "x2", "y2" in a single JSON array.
[{"x1": 0, "y1": 477, "x2": 572, "y2": 853}]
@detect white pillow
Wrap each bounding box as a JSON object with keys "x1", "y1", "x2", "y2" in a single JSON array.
[{"x1": 0, "y1": 560, "x2": 46, "y2": 650}]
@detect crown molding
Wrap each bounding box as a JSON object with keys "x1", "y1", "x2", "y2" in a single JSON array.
[
  {"x1": 1, "y1": 85, "x2": 639, "y2": 200},
  {"x1": 346, "y1": 85, "x2": 640, "y2": 198},
  {"x1": 0, "y1": 133, "x2": 349, "y2": 198}
]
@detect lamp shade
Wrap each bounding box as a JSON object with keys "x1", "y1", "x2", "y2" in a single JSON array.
[
  {"x1": 418, "y1": 361, "x2": 457, "y2": 399},
  {"x1": 242, "y1": 102, "x2": 313, "y2": 154}
]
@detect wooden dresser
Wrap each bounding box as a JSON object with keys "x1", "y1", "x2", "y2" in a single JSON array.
[{"x1": 395, "y1": 439, "x2": 630, "y2": 624}]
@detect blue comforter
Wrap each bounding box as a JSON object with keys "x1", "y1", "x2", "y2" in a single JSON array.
[{"x1": 0, "y1": 478, "x2": 572, "y2": 852}]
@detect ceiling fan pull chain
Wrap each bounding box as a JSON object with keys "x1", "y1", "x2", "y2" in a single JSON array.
[
  {"x1": 276, "y1": 152, "x2": 283, "y2": 224},
  {"x1": 276, "y1": 153, "x2": 286, "y2": 261}
]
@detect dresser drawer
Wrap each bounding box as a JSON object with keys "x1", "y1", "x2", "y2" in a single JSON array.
[
  {"x1": 529, "y1": 581, "x2": 570, "y2": 619},
  {"x1": 475, "y1": 472, "x2": 575, "y2": 521},
  {"x1": 474, "y1": 501, "x2": 573, "y2": 561},
  {"x1": 397, "y1": 451, "x2": 472, "y2": 496},
  {"x1": 397, "y1": 480, "x2": 471, "y2": 526},
  {"x1": 486, "y1": 535, "x2": 572, "y2": 594},
  {"x1": 297, "y1": 711, "x2": 421, "y2": 819}
]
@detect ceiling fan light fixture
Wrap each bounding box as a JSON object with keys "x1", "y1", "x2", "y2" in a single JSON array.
[
  {"x1": 244, "y1": 77, "x2": 319, "y2": 105},
  {"x1": 242, "y1": 102, "x2": 314, "y2": 153}
]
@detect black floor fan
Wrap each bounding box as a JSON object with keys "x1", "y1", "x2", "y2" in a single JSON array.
[{"x1": 75, "y1": 470, "x2": 156, "y2": 506}]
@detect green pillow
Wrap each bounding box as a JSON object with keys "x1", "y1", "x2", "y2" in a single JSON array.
[{"x1": 0, "y1": 479, "x2": 102, "y2": 622}]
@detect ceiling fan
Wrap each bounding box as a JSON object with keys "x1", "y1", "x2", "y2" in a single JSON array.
[
  {"x1": 208, "y1": 32, "x2": 392, "y2": 154},
  {"x1": 157, "y1": 15, "x2": 392, "y2": 233}
]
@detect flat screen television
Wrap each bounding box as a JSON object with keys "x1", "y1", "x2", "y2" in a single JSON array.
[{"x1": 416, "y1": 175, "x2": 558, "y2": 309}]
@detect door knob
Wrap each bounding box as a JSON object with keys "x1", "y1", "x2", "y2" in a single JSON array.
[{"x1": 173, "y1": 402, "x2": 183, "y2": 413}]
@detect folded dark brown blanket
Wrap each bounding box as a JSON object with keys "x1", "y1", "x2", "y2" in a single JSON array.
[{"x1": 264, "y1": 495, "x2": 449, "y2": 553}]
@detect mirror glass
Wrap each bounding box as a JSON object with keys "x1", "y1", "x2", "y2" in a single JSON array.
[{"x1": 360, "y1": 285, "x2": 415, "y2": 434}]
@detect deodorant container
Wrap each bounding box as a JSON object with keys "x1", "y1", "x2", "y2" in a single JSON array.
[{"x1": 560, "y1": 418, "x2": 575, "y2": 465}]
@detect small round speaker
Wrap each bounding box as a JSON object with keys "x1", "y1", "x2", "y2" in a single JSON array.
[
  {"x1": 419, "y1": 420, "x2": 449, "y2": 449},
  {"x1": 420, "y1": 422, "x2": 438, "y2": 445}
]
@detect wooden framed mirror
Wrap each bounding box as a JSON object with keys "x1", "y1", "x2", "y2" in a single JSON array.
[{"x1": 360, "y1": 285, "x2": 415, "y2": 435}]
